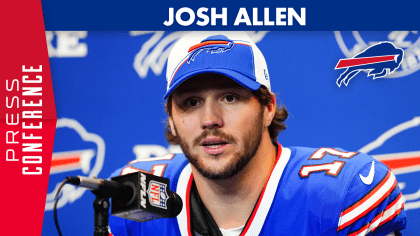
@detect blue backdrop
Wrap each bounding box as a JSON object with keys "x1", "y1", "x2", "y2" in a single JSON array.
[{"x1": 42, "y1": 31, "x2": 420, "y2": 235}]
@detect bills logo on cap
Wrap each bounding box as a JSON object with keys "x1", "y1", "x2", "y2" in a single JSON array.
[
  {"x1": 335, "y1": 42, "x2": 404, "y2": 87},
  {"x1": 187, "y1": 35, "x2": 234, "y2": 63},
  {"x1": 148, "y1": 180, "x2": 169, "y2": 209}
]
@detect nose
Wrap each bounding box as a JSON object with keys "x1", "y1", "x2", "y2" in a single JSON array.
[{"x1": 201, "y1": 100, "x2": 224, "y2": 130}]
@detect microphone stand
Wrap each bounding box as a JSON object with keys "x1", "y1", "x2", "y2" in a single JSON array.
[
  {"x1": 92, "y1": 190, "x2": 111, "y2": 236},
  {"x1": 65, "y1": 176, "x2": 124, "y2": 236}
]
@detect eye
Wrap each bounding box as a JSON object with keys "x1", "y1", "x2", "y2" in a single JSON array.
[
  {"x1": 223, "y1": 94, "x2": 238, "y2": 103},
  {"x1": 187, "y1": 98, "x2": 199, "y2": 107}
]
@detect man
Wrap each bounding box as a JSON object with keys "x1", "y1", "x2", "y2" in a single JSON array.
[{"x1": 109, "y1": 32, "x2": 406, "y2": 236}]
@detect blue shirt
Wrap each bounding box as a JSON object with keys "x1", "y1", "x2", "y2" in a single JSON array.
[{"x1": 109, "y1": 144, "x2": 406, "y2": 236}]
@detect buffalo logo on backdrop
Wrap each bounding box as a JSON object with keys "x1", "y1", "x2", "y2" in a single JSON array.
[
  {"x1": 334, "y1": 31, "x2": 420, "y2": 85},
  {"x1": 45, "y1": 118, "x2": 106, "y2": 210},
  {"x1": 187, "y1": 35, "x2": 234, "y2": 63},
  {"x1": 130, "y1": 31, "x2": 268, "y2": 79},
  {"x1": 359, "y1": 116, "x2": 420, "y2": 211},
  {"x1": 335, "y1": 42, "x2": 404, "y2": 87}
]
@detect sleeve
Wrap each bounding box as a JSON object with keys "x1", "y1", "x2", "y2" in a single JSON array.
[{"x1": 335, "y1": 159, "x2": 406, "y2": 236}]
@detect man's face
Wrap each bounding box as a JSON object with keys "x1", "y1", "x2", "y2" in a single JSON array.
[{"x1": 169, "y1": 73, "x2": 265, "y2": 179}]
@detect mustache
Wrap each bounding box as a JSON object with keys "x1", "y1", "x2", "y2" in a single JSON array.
[{"x1": 193, "y1": 128, "x2": 237, "y2": 146}]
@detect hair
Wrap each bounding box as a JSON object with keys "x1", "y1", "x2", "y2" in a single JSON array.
[{"x1": 164, "y1": 86, "x2": 288, "y2": 144}]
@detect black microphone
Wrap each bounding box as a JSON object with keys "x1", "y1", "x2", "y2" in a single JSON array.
[
  {"x1": 66, "y1": 176, "x2": 134, "y2": 203},
  {"x1": 66, "y1": 172, "x2": 183, "y2": 223}
]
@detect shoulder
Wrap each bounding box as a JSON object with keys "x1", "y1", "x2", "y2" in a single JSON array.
[
  {"x1": 280, "y1": 147, "x2": 406, "y2": 235},
  {"x1": 284, "y1": 146, "x2": 376, "y2": 186},
  {"x1": 287, "y1": 146, "x2": 389, "y2": 180},
  {"x1": 109, "y1": 153, "x2": 189, "y2": 180}
]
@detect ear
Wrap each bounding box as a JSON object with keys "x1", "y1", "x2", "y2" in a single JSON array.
[
  {"x1": 168, "y1": 116, "x2": 177, "y2": 137},
  {"x1": 263, "y1": 93, "x2": 276, "y2": 128}
]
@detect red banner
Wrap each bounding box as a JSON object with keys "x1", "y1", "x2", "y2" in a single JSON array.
[{"x1": 1, "y1": 1, "x2": 56, "y2": 235}]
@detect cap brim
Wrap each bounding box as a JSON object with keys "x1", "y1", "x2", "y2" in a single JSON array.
[{"x1": 163, "y1": 69, "x2": 261, "y2": 99}]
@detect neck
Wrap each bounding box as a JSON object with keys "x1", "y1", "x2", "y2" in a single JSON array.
[{"x1": 191, "y1": 134, "x2": 278, "y2": 229}]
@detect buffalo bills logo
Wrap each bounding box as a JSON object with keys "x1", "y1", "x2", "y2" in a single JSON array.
[
  {"x1": 187, "y1": 35, "x2": 234, "y2": 63},
  {"x1": 45, "y1": 118, "x2": 106, "y2": 211},
  {"x1": 335, "y1": 42, "x2": 404, "y2": 87}
]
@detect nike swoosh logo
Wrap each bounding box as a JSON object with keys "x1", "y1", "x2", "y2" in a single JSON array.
[{"x1": 359, "y1": 161, "x2": 375, "y2": 185}]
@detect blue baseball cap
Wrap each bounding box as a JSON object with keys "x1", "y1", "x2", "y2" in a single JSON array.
[{"x1": 164, "y1": 32, "x2": 271, "y2": 99}]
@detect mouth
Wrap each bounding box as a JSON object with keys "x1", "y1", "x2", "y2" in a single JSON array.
[
  {"x1": 200, "y1": 138, "x2": 229, "y2": 155},
  {"x1": 200, "y1": 138, "x2": 228, "y2": 147}
]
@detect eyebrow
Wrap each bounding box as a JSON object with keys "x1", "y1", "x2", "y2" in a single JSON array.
[
  {"x1": 174, "y1": 86, "x2": 247, "y2": 98},
  {"x1": 174, "y1": 81, "x2": 245, "y2": 95}
]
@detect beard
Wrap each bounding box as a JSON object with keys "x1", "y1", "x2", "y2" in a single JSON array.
[{"x1": 174, "y1": 112, "x2": 264, "y2": 180}]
